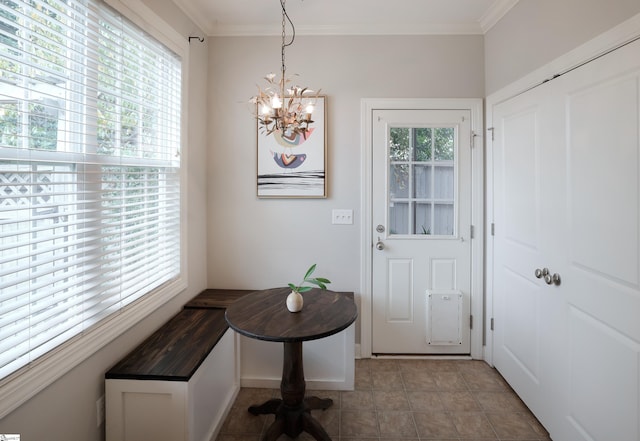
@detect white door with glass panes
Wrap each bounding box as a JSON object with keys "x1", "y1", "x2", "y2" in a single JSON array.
[{"x1": 372, "y1": 109, "x2": 472, "y2": 354}]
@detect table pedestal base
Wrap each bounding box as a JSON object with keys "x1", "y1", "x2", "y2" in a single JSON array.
[
  {"x1": 247, "y1": 341, "x2": 334, "y2": 441},
  {"x1": 249, "y1": 396, "x2": 333, "y2": 441}
]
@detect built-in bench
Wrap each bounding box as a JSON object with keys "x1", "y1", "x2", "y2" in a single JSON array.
[
  {"x1": 183, "y1": 288, "x2": 255, "y2": 310},
  {"x1": 105, "y1": 289, "x2": 253, "y2": 441}
]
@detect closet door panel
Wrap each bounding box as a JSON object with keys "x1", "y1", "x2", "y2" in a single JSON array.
[
  {"x1": 566, "y1": 307, "x2": 640, "y2": 441},
  {"x1": 492, "y1": 89, "x2": 564, "y2": 431},
  {"x1": 567, "y1": 75, "x2": 640, "y2": 287},
  {"x1": 559, "y1": 46, "x2": 640, "y2": 441}
]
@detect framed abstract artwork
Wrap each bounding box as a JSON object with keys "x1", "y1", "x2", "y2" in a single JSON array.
[{"x1": 256, "y1": 96, "x2": 327, "y2": 198}]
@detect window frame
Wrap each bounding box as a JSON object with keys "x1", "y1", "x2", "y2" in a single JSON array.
[{"x1": 0, "y1": 0, "x2": 189, "y2": 419}]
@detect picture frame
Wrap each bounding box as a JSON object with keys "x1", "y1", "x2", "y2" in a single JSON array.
[{"x1": 257, "y1": 96, "x2": 327, "y2": 198}]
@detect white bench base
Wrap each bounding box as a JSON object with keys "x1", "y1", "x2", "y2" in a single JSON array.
[{"x1": 106, "y1": 329, "x2": 239, "y2": 441}]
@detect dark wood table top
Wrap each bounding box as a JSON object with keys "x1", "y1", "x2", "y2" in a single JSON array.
[{"x1": 225, "y1": 287, "x2": 357, "y2": 343}]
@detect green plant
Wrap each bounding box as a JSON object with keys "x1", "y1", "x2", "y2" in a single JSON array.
[{"x1": 288, "y1": 264, "x2": 331, "y2": 293}]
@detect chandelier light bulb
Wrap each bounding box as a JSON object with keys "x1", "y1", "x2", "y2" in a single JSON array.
[{"x1": 271, "y1": 93, "x2": 282, "y2": 109}]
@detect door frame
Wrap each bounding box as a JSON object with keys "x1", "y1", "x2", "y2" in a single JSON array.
[
  {"x1": 485, "y1": 12, "x2": 640, "y2": 367},
  {"x1": 360, "y1": 98, "x2": 484, "y2": 359}
]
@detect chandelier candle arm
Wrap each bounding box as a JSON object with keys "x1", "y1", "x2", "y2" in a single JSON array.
[{"x1": 250, "y1": 0, "x2": 320, "y2": 138}]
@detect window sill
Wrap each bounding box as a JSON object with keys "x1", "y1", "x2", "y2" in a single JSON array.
[{"x1": 0, "y1": 277, "x2": 187, "y2": 419}]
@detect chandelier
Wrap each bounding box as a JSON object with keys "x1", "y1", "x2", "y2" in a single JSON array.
[{"x1": 251, "y1": 0, "x2": 319, "y2": 139}]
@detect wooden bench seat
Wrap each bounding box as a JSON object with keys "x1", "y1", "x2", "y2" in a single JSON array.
[
  {"x1": 106, "y1": 289, "x2": 254, "y2": 382},
  {"x1": 106, "y1": 308, "x2": 228, "y2": 382},
  {"x1": 105, "y1": 288, "x2": 253, "y2": 441},
  {"x1": 184, "y1": 288, "x2": 255, "y2": 309}
]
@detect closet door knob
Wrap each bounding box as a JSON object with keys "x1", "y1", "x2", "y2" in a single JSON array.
[
  {"x1": 543, "y1": 272, "x2": 561, "y2": 286},
  {"x1": 535, "y1": 268, "x2": 549, "y2": 279}
]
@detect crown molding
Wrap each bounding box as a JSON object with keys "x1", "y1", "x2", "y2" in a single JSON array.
[
  {"x1": 208, "y1": 22, "x2": 485, "y2": 37},
  {"x1": 172, "y1": 0, "x2": 215, "y2": 36},
  {"x1": 173, "y1": 0, "x2": 519, "y2": 37},
  {"x1": 479, "y1": 0, "x2": 520, "y2": 33}
]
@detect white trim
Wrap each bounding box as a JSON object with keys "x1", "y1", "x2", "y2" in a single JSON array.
[
  {"x1": 105, "y1": 0, "x2": 189, "y2": 55},
  {"x1": 486, "y1": 12, "x2": 640, "y2": 106},
  {"x1": 171, "y1": 0, "x2": 212, "y2": 38},
  {"x1": 484, "y1": 11, "x2": 640, "y2": 367},
  {"x1": 479, "y1": 0, "x2": 520, "y2": 33},
  {"x1": 360, "y1": 98, "x2": 484, "y2": 360},
  {"x1": 0, "y1": 277, "x2": 187, "y2": 419},
  {"x1": 166, "y1": 0, "x2": 519, "y2": 37},
  {"x1": 0, "y1": 0, "x2": 190, "y2": 419},
  {"x1": 205, "y1": 22, "x2": 486, "y2": 37}
]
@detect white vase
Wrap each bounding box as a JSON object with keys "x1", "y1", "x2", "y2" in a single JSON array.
[{"x1": 286, "y1": 290, "x2": 304, "y2": 312}]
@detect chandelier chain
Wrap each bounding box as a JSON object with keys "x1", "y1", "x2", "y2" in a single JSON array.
[
  {"x1": 280, "y1": 0, "x2": 295, "y2": 85},
  {"x1": 281, "y1": 0, "x2": 286, "y2": 82}
]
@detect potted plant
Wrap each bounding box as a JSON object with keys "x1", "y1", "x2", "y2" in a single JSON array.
[{"x1": 286, "y1": 264, "x2": 331, "y2": 312}]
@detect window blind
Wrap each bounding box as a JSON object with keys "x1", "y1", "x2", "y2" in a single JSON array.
[{"x1": 0, "y1": 0, "x2": 182, "y2": 380}]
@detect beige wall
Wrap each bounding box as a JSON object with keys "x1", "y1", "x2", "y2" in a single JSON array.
[
  {"x1": 0, "y1": 2, "x2": 209, "y2": 440},
  {"x1": 4, "y1": 2, "x2": 640, "y2": 439},
  {"x1": 484, "y1": 0, "x2": 640, "y2": 94},
  {"x1": 206, "y1": 35, "x2": 485, "y2": 336}
]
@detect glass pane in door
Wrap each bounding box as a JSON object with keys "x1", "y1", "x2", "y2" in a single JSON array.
[
  {"x1": 434, "y1": 128, "x2": 454, "y2": 160},
  {"x1": 434, "y1": 203, "x2": 454, "y2": 235},
  {"x1": 434, "y1": 165, "x2": 454, "y2": 199},
  {"x1": 389, "y1": 201, "x2": 409, "y2": 235},
  {"x1": 414, "y1": 164, "x2": 431, "y2": 199},
  {"x1": 388, "y1": 126, "x2": 456, "y2": 237},
  {"x1": 414, "y1": 202, "x2": 432, "y2": 235}
]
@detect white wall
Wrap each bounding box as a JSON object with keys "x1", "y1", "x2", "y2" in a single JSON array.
[
  {"x1": 0, "y1": 2, "x2": 209, "y2": 440},
  {"x1": 207, "y1": 35, "x2": 485, "y2": 343},
  {"x1": 484, "y1": 0, "x2": 640, "y2": 94}
]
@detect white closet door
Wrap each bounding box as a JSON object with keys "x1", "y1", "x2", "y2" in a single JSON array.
[
  {"x1": 491, "y1": 79, "x2": 567, "y2": 436},
  {"x1": 554, "y1": 39, "x2": 640, "y2": 441},
  {"x1": 492, "y1": 38, "x2": 640, "y2": 441}
]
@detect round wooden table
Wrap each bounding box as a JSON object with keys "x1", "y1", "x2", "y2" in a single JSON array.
[{"x1": 225, "y1": 287, "x2": 358, "y2": 441}]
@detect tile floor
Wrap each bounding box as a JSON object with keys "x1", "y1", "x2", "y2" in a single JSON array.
[{"x1": 216, "y1": 358, "x2": 552, "y2": 441}]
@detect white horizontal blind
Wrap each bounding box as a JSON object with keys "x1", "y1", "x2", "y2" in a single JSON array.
[{"x1": 0, "y1": 0, "x2": 181, "y2": 380}]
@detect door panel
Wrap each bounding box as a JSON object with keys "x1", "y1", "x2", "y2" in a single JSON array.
[
  {"x1": 372, "y1": 109, "x2": 471, "y2": 354},
  {"x1": 559, "y1": 49, "x2": 640, "y2": 441},
  {"x1": 387, "y1": 258, "x2": 413, "y2": 321},
  {"x1": 491, "y1": 37, "x2": 640, "y2": 441},
  {"x1": 567, "y1": 75, "x2": 640, "y2": 287},
  {"x1": 492, "y1": 91, "x2": 554, "y2": 425},
  {"x1": 567, "y1": 307, "x2": 640, "y2": 441}
]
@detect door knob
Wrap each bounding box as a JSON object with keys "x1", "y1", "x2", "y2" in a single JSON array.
[
  {"x1": 541, "y1": 270, "x2": 561, "y2": 286},
  {"x1": 375, "y1": 237, "x2": 385, "y2": 251},
  {"x1": 535, "y1": 268, "x2": 549, "y2": 279}
]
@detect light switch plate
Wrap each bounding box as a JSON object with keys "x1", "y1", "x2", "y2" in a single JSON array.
[{"x1": 332, "y1": 209, "x2": 353, "y2": 225}]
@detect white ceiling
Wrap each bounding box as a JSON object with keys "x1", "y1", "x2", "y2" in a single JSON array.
[{"x1": 173, "y1": 0, "x2": 520, "y2": 37}]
